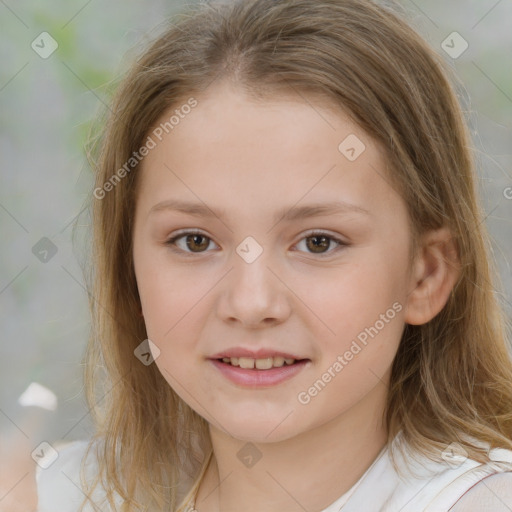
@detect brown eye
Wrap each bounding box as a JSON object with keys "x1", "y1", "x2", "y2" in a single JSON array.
[
  {"x1": 165, "y1": 231, "x2": 217, "y2": 254},
  {"x1": 305, "y1": 235, "x2": 331, "y2": 253},
  {"x1": 295, "y1": 232, "x2": 346, "y2": 256},
  {"x1": 185, "y1": 234, "x2": 210, "y2": 252}
]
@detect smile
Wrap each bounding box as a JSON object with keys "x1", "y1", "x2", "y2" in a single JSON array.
[
  {"x1": 210, "y1": 358, "x2": 311, "y2": 387},
  {"x1": 220, "y1": 356, "x2": 298, "y2": 369}
]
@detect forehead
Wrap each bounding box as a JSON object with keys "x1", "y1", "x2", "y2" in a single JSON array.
[{"x1": 135, "y1": 80, "x2": 399, "y2": 222}]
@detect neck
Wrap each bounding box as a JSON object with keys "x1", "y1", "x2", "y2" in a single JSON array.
[{"x1": 193, "y1": 375, "x2": 389, "y2": 512}]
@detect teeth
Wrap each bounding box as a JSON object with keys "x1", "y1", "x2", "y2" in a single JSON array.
[
  {"x1": 255, "y1": 358, "x2": 273, "y2": 370},
  {"x1": 273, "y1": 356, "x2": 285, "y2": 367},
  {"x1": 221, "y1": 356, "x2": 297, "y2": 368},
  {"x1": 239, "y1": 357, "x2": 255, "y2": 369}
]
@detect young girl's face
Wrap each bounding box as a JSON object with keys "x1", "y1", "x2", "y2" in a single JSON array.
[{"x1": 132, "y1": 80, "x2": 415, "y2": 442}]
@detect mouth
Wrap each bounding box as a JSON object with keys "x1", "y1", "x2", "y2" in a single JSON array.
[
  {"x1": 215, "y1": 356, "x2": 309, "y2": 370},
  {"x1": 209, "y1": 357, "x2": 311, "y2": 387}
]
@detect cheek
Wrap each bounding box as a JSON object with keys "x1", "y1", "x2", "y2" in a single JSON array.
[
  {"x1": 134, "y1": 257, "x2": 225, "y2": 401},
  {"x1": 295, "y1": 260, "x2": 405, "y2": 340},
  {"x1": 290, "y1": 253, "x2": 407, "y2": 391},
  {"x1": 135, "y1": 248, "x2": 213, "y2": 339},
  {"x1": 295, "y1": 267, "x2": 405, "y2": 412}
]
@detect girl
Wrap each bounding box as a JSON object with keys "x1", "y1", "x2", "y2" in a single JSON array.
[{"x1": 36, "y1": 0, "x2": 512, "y2": 511}]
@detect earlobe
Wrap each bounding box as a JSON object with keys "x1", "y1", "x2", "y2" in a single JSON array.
[{"x1": 404, "y1": 227, "x2": 460, "y2": 326}]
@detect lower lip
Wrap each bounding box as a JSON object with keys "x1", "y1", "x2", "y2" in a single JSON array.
[{"x1": 209, "y1": 359, "x2": 310, "y2": 387}]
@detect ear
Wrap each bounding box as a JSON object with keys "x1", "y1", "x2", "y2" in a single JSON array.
[{"x1": 404, "y1": 227, "x2": 460, "y2": 326}]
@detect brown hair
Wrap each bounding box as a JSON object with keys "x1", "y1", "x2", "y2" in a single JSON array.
[{"x1": 79, "y1": 0, "x2": 512, "y2": 510}]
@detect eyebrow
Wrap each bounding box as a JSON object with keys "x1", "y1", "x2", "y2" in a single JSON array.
[{"x1": 148, "y1": 199, "x2": 370, "y2": 224}]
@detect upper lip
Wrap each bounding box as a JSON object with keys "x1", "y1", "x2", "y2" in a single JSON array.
[{"x1": 210, "y1": 348, "x2": 309, "y2": 360}]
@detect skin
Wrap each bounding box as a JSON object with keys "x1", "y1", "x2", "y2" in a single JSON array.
[
  {"x1": 132, "y1": 79, "x2": 459, "y2": 512},
  {"x1": 0, "y1": 436, "x2": 37, "y2": 512}
]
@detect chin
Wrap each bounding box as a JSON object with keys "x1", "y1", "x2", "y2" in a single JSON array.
[{"x1": 214, "y1": 411, "x2": 303, "y2": 443}]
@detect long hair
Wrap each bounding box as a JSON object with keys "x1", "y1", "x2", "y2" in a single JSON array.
[{"x1": 78, "y1": 0, "x2": 512, "y2": 510}]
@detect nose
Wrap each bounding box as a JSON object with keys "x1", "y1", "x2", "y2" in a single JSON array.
[{"x1": 216, "y1": 246, "x2": 292, "y2": 329}]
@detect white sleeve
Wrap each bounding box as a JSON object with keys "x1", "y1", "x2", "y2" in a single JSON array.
[
  {"x1": 449, "y1": 472, "x2": 512, "y2": 511},
  {"x1": 35, "y1": 440, "x2": 101, "y2": 512}
]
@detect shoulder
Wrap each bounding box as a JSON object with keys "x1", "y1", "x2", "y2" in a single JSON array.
[
  {"x1": 372, "y1": 437, "x2": 512, "y2": 512},
  {"x1": 35, "y1": 439, "x2": 107, "y2": 512},
  {"x1": 422, "y1": 445, "x2": 512, "y2": 512},
  {"x1": 449, "y1": 472, "x2": 512, "y2": 512}
]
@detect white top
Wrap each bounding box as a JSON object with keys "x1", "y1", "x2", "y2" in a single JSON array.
[{"x1": 36, "y1": 436, "x2": 512, "y2": 512}]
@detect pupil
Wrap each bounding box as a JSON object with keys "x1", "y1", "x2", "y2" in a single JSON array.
[
  {"x1": 187, "y1": 235, "x2": 208, "y2": 252},
  {"x1": 308, "y1": 236, "x2": 329, "y2": 253}
]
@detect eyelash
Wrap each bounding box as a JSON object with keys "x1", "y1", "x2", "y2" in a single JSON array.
[{"x1": 164, "y1": 229, "x2": 348, "y2": 258}]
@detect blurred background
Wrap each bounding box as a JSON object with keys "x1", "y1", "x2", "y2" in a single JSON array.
[{"x1": 1, "y1": 0, "x2": 511, "y2": 510}]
